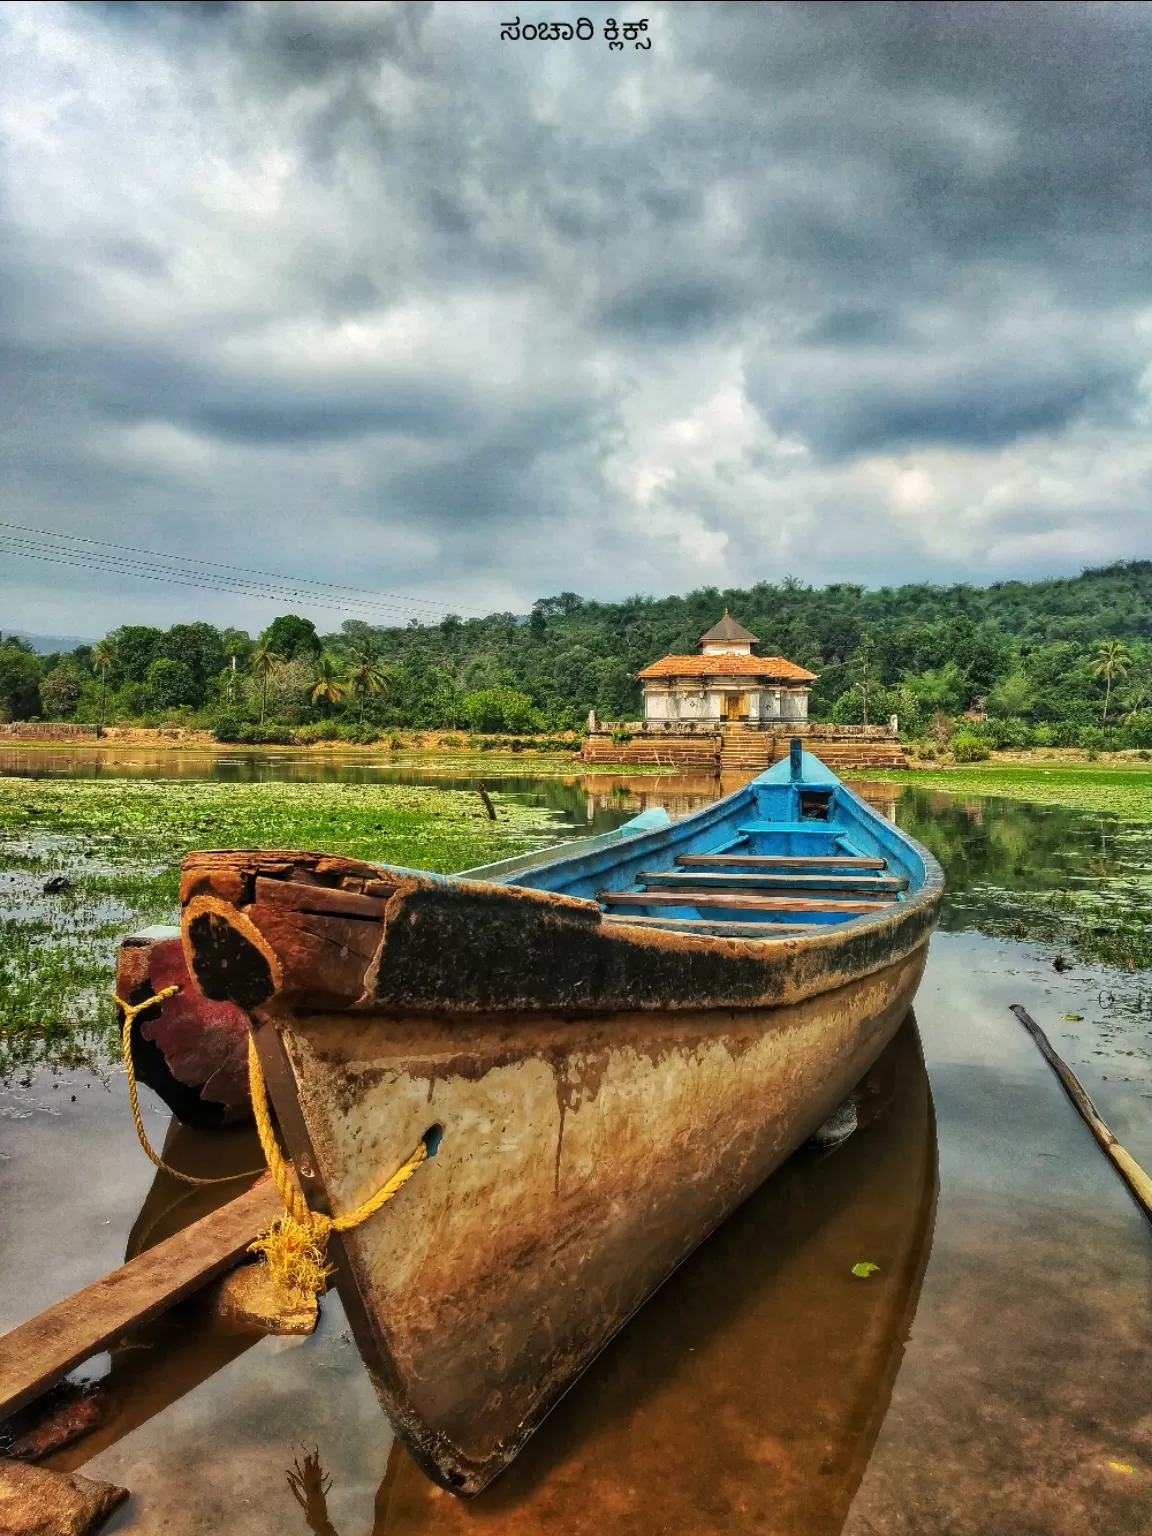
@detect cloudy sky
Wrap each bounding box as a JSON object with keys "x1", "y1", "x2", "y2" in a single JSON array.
[{"x1": 2, "y1": 0, "x2": 1152, "y2": 639}]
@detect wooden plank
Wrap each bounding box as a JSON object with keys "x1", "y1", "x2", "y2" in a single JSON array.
[
  {"x1": 253, "y1": 876, "x2": 392, "y2": 920},
  {"x1": 677, "y1": 853, "x2": 886, "y2": 870},
  {"x1": 641, "y1": 870, "x2": 907, "y2": 894},
  {"x1": 597, "y1": 890, "x2": 893, "y2": 913},
  {"x1": 604, "y1": 915, "x2": 824, "y2": 938},
  {"x1": 0, "y1": 1176, "x2": 282, "y2": 1420}
]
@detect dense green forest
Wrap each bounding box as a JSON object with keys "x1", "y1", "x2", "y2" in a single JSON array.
[{"x1": 3, "y1": 560, "x2": 1152, "y2": 749}]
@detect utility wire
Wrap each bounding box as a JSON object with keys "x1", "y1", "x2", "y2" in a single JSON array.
[
  {"x1": 0, "y1": 521, "x2": 496, "y2": 624},
  {"x1": 0, "y1": 518, "x2": 485, "y2": 615},
  {"x1": 0, "y1": 540, "x2": 444, "y2": 623}
]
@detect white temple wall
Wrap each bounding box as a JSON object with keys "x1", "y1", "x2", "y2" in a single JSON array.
[
  {"x1": 679, "y1": 689, "x2": 715, "y2": 719},
  {"x1": 779, "y1": 690, "x2": 809, "y2": 721},
  {"x1": 643, "y1": 682, "x2": 809, "y2": 724}
]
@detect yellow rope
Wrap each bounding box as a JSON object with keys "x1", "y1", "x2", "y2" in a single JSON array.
[
  {"x1": 113, "y1": 990, "x2": 265, "y2": 1187},
  {"x1": 115, "y1": 984, "x2": 429, "y2": 1294},
  {"x1": 246, "y1": 1035, "x2": 429, "y2": 1241}
]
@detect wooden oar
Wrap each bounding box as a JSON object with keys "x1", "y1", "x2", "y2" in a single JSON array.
[
  {"x1": 1010, "y1": 1004, "x2": 1152, "y2": 1219},
  {"x1": 0, "y1": 1175, "x2": 281, "y2": 1419}
]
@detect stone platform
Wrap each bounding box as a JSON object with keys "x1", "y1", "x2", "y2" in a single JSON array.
[{"x1": 581, "y1": 725, "x2": 909, "y2": 773}]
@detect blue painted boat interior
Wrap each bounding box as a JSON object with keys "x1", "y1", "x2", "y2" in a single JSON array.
[{"x1": 471, "y1": 748, "x2": 926, "y2": 941}]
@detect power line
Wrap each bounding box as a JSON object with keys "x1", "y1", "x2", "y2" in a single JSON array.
[
  {"x1": 0, "y1": 518, "x2": 484, "y2": 615},
  {"x1": 0, "y1": 540, "x2": 452, "y2": 624},
  {"x1": 0, "y1": 521, "x2": 495, "y2": 624}
]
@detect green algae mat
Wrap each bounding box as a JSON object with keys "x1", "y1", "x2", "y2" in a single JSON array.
[
  {"x1": 857, "y1": 765, "x2": 1152, "y2": 821},
  {"x1": 0, "y1": 778, "x2": 565, "y2": 1076}
]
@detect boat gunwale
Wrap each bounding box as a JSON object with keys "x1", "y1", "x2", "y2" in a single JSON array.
[{"x1": 178, "y1": 759, "x2": 943, "y2": 1020}]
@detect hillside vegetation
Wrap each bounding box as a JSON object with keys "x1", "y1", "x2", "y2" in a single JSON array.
[{"x1": 3, "y1": 560, "x2": 1152, "y2": 749}]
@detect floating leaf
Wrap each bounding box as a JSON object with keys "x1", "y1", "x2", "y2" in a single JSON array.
[
  {"x1": 1062, "y1": 1013, "x2": 1083, "y2": 1021},
  {"x1": 1107, "y1": 1461, "x2": 1135, "y2": 1474},
  {"x1": 851, "y1": 1261, "x2": 880, "y2": 1278}
]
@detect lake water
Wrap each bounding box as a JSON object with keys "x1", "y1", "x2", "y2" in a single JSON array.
[{"x1": 2, "y1": 752, "x2": 1151, "y2": 1534}]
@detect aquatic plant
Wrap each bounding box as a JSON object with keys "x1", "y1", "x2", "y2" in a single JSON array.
[
  {"x1": 0, "y1": 776, "x2": 567, "y2": 1073},
  {"x1": 857, "y1": 764, "x2": 1152, "y2": 821}
]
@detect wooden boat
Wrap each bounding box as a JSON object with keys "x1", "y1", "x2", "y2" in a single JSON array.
[
  {"x1": 179, "y1": 744, "x2": 942, "y2": 1496},
  {"x1": 115, "y1": 925, "x2": 252, "y2": 1129},
  {"x1": 114, "y1": 814, "x2": 675, "y2": 1130},
  {"x1": 377, "y1": 1014, "x2": 938, "y2": 1533}
]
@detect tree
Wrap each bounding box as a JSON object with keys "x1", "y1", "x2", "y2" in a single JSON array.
[
  {"x1": 220, "y1": 628, "x2": 253, "y2": 667},
  {"x1": 219, "y1": 659, "x2": 242, "y2": 707},
  {"x1": 91, "y1": 641, "x2": 115, "y2": 726},
  {"x1": 0, "y1": 644, "x2": 42, "y2": 721},
  {"x1": 988, "y1": 667, "x2": 1033, "y2": 719},
  {"x1": 310, "y1": 655, "x2": 349, "y2": 716},
  {"x1": 160, "y1": 623, "x2": 226, "y2": 703},
  {"x1": 857, "y1": 633, "x2": 874, "y2": 728},
  {"x1": 1092, "y1": 639, "x2": 1132, "y2": 738},
  {"x1": 1121, "y1": 672, "x2": 1152, "y2": 724},
  {"x1": 463, "y1": 686, "x2": 538, "y2": 733},
  {"x1": 110, "y1": 625, "x2": 165, "y2": 683},
  {"x1": 251, "y1": 645, "x2": 284, "y2": 725},
  {"x1": 348, "y1": 652, "x2": 391, "y2": 722},
  {"x1": 261, "y1": 614, "x2": 321, "y2": 661},
  {"x1": 41, "y1": 666, "x2": 81, "y2": 719},
  {"x1": 146, "y1": 657, "x2": 197, "y2": 710},
  {"x1": 930, "y1": 711, "x2": 956, "y2": 748}
]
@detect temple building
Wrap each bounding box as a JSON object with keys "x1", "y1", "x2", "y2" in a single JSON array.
[{"x1": 636, "y1": 611, "x2": 817, "y2": 726}]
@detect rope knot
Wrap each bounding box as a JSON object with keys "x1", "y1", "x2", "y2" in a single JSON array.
[{"x1": 114, "y1": 984, "x2": 431, "y2": 1299}]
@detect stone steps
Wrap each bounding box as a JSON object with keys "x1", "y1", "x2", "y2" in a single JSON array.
[{"x1": 581, "y1": 732, "x2": 909, "y2": 771}]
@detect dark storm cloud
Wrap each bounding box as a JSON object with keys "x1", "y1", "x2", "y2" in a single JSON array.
[{"x1": 2, "y1": 1, "x2": 1152, "y2": 634}]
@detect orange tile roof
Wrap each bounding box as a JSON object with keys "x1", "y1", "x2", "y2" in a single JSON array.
[{"x1": 636, "y1": 654, "x2": 818, "y2": 681}]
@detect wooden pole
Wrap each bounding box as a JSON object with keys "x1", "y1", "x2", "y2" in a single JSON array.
[
  {"x1": 1010, "y1": 1004, "x2": 1152, "y2": 1219},
  {"x1": 0, "y1": 1175, "x2": 281, "y2": 1420}
]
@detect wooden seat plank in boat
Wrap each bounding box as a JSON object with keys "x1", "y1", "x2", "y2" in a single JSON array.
[
  {"x1": 603, "y1": 915, "x2": 823, "y2": 938},
  {"x1": 598, "y1": 890, "x2": 896, "y2": 913},
  {"x1": 640, "y1": 870, "x2": 908, "y2": 894},
  {"x1": 677, "y1": 853, "x2": 887, "y2": 870}
]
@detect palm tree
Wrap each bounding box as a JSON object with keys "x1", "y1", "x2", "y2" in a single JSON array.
[
  {"x1": 251, "y1": 644, "x2": 283, "y2": 726},
  {"x1": 91, "y1": 641, "x2": 115, "y2": 728},
  {"x1": 310, "y1": 655, "x2": 349, "y2": 717},
  {"x1": 1092, "y1": 640, "x2": 1132, "y2": 739},
  {"x1": 348, "y1": 652, "x2": 391, "y2": 724}
]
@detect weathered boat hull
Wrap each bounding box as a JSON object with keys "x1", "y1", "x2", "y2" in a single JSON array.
[
  {"x1": 376, "y1": 1012, "x2": 938, "y2": 1532},
  {"x1": 249, "y1": 943, "x2": 926, "y2": 1494},
  {"x1": 178, "y1": 750, "x2": 942, "y2": 1494}
]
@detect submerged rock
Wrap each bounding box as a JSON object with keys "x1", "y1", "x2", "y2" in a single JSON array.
[
  {"x1": 212, "y1": 1263, "x2": 318, "y2": 1336},
  {"x1": 0, "y1": 1458, "x2": 127, "y2": 1536}
]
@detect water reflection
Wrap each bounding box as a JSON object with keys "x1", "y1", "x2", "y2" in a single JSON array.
[
  {"x1": 46, "y1": 1119, "x2": 268, "y2": 1475},
  {"x1": 875, "y1": 784, "x2": 1152, "y2": 970}
]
